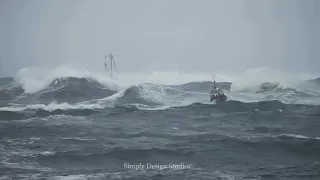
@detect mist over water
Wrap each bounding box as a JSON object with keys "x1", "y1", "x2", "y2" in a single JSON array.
[
  {"x1": 1, "y1": 0, "x2": 320, "y2": 76},
  {"x1": 1, "y1": 0, "x2": 320, "y2": 179}
]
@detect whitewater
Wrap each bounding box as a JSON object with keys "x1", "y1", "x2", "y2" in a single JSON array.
[{"x1": 1, "y1": 66, "x2": 320, "y2": 180}]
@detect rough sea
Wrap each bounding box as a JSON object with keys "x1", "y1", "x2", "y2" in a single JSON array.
[{"x1": 1, "y1": 67, "x2": 320, "y2": 180}]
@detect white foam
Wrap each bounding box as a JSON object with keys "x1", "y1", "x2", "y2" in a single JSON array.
[
  {"x1": 7, "y1": 65, "x2": 320, "y2": 109},
  {"x1": 14, "y1": 65, "x2": 118, "y2": 93},
  {"x1": 278, "y1": 134, "x2": 320, "y2": 140},
  {"x1": 50, "y1": 175, "x2": 87, "y2": 180},
  {"x1": 61, "y1": 137, "x2": 96, "y2": 141},
  {"x1": 41, "y1": 151, "x2": 55, "y2": 155},
  {"x1": 131, "y1": 103, "x2": 171, "y2": 111},
  {"x1": 230, "y1": 67, "x2": 319, "y2": 93},
  {"x1": 13, "y1": 65, "x2": 234, "y2": 93},
  {"x1": 0, "y1": 102, "x2": 105, "y2": 112}
]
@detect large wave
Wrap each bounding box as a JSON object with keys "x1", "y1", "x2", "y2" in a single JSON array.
[
  {"x1": 230, "y1": 67, "x2": 320, "y2": 92},
  {"x1": 0, "y1": 66, "x2": 320, "y2": 118}
]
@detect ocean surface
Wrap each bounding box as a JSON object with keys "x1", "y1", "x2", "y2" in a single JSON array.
[{"x1": 1, "y1": 68, "x2": 320, "y2": 180}]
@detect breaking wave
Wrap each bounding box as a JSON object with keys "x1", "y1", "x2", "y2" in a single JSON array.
[{"x1": 0, "y1": 66, "x2": 320, "y2": 119}]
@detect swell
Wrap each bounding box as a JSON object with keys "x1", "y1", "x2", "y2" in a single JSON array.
[
  {"x1": 0, "y1": 105, "x2": 141, "y2": 120},
  {"x1": 1, "y1": 75, "x2": 320, "y2": 120},
  {"x1": 170, "y1": 81, "x2": 231, "y2": 93},
  {"x1": 176, "y1": 132, "x2": 320, "y2": 155},
  {"x1": 34, "y1": 133, "x2": 320, "y2": 169},
  {"x1": 1, "y1": 100, "x2": 319, "y2": 120},
  {"x1": 35, "y1": 77, "x2": 116, "y2": 103},
  {"x1": 0, "y1": 78, "x2": 24, "y2": 107},
  {"x1": 179, "y1": 100, "x2": 296, "y2": 112},
  {"x1": 0, "y1": 77, "x2": 14, "y2": 86},
  {"x1": 0, "y1": 109, "x2": 100, "y2": 120},
  {"x1": 11, "y1": 77, "x2": 117, "y2": 105},
  {"x1": 114, "y1": 84, "x2": 164, "y2": 106}
]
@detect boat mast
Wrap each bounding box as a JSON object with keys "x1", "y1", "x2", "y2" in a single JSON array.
[
  {"x1": 105, "y1": 53, "x2": 117, "y2": 79},
  {"x1": 110, "y1": 54, "x2": 113, "y2": 78},
  {"x1": 104, "y1": 55, "x2": 109, "y2": 72},
  {"x1": 111, "y1": 54, "x2": 117, "y2": 78}
]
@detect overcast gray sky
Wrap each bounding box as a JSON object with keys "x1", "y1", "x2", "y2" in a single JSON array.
[{"x1": 0, "y1": 0, "x2": 319, "y2": 77}]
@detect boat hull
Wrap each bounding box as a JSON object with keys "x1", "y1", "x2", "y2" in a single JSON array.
[{"x1": 210, "y1": 94, "x2": 227, "y2": 103}]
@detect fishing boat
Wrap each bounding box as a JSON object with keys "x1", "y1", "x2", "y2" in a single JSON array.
[{"x1": 209, "y1": 76, "x2": 227, "y2": 103}]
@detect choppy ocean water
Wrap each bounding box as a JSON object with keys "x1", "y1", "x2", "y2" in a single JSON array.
[{"x1": 1, "y1": 69, "x2": 320, "y2": 180}]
